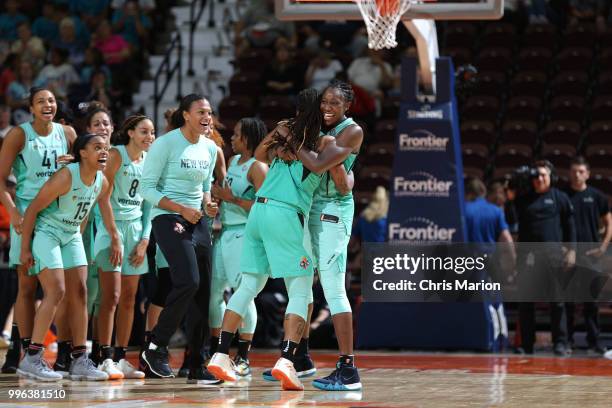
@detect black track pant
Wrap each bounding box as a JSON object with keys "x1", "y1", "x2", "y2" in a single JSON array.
[{"x1": 151, "y1": 214, "x2": 211, "y2": 347}]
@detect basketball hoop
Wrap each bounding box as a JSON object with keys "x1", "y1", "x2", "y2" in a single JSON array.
[{"x1": 356, "y1": 0, "x2": 419, "y2": 49}]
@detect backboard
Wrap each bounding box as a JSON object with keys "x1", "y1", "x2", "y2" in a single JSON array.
[{"x1": 275, "y1": 0, "x2": 504, "y2": 21}]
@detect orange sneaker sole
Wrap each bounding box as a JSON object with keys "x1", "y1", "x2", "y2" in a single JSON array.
[
  {"x1": 208, "y1": 364, "x2": 236, "y2": 382},
  {"x1": 271, "y1": 368, "x2": 304, "y2": 391}
]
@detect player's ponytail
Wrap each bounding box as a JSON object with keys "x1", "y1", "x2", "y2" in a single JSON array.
[
  {"x1": 291, "y1": 87, "x2": 322, "y2": 152},
  {"x1": 170, "y1": 93, "x2": 206, "y2": 130},
  {"x1": 73, "y1": 133, "x2": 98, "y2": 163},
  {"x1": 239, "y1": 117, "x2": 267, "y2": 154}
]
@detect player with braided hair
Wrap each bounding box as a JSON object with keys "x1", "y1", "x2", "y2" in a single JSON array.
[
  {"x1": 93, "y1": 114, "x2": 155, "y2": 379},
  {"x1": 208, "y1": 88, "x2": 354, "y2": 391}
]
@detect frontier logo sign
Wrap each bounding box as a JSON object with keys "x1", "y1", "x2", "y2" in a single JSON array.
[
  {"x1": 399, "y1": 129, "x2": 449, "y2": 152},
  {"x1": 394, "y1": 172, "x2": 453, "y2": 198},
  {"x1": 389, "y1": 217, "x2": 457, "y2": 242}
]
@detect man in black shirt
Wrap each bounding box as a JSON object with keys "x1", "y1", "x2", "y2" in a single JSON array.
[
  {"x1": 564, "y1": 156, "x2": 612, "y2": 354},
  {"x1": 511, "y1": 160, "x2": 576, "y2": 356}
]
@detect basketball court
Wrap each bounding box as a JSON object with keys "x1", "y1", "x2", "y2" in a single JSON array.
[
  {"x1": 3, "y1": 0, "x2": 612, "y2": 406},
  {"x1": 2, "y1": 348, "x2": 612, "y2": 407}
]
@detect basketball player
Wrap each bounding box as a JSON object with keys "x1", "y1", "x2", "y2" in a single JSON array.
[
  {"x1": 0, "y1": 88, "x2": 76, "y2": 374},
  {"x1": 94, "y1": 115, "x2": 155, "y2": 379},
  {"x1": 208, "y1": 88, "x2": 354, "y2": 391},
  {"x1": 305, "y1": 80, "x2": 363, "y2": 391},
  {"x1": 139, "y1": 94, "x2": 218, "y2": 382},
  {"x1": 80, "y1": 104, "x2": 115, "y2": 368},
  {"x1": 261, "y1": 81, "x2": 363, "y2": 391},
  {"x1": 19, "y1": 133, "x2": 121, "y2": 381},
  {"x1": 208, "y1": 117, "x2": 268, "y2": 376}
]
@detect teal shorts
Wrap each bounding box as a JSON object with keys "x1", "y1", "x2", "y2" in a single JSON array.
[
  {"x1": 31, "y1": 225, "x2": 88, "y2": 275},
  {"x1": 8, "y1": 198, "x2": 31, "y2": 268},
  {"x1": 155, "y1": 244, "x2": 168, "y2": 270},
  {"x1": 240, "y1": 199, "x2": 314, "y2": 278},
  {"x1": 308, "y1": 201, "x2": 352, "y2": 274},
  {"x1": 213, "y1": 224, "x2": 246, "y2": 288},
  {"x1": 94, "y1": 218, "x2": 148, "y2": 275}
]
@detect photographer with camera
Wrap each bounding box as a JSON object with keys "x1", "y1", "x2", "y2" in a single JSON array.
[{"x1": 508, "y1": 160, "x2": 576, "y2": 356}]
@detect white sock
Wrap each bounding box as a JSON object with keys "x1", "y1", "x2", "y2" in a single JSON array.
[{"x1": 148, "y1": 342, "x2": 158, "y2": 351}]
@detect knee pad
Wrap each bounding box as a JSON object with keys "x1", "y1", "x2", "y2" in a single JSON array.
[
  {"x1": 208, "y1": 280, "x2": 227, "y2": 328},
  {"x1": 239, "y1": 300, "x2": 257, "y2": 334},
  {"x1": 320, "y1": 270, "x2": 351, "y2": 315}
]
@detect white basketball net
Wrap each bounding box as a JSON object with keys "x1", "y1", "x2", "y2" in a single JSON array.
[{"x1": 356, "y1": 0, "x2": 417, "y2": 49}]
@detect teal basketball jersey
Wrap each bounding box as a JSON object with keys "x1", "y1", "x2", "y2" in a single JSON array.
[
  {"x1": 111, "y1": 145, "x2": 146, "y2": 221},
  {"x1": 13, "y1": 122, "x2": 68, "y2": 202},
  {"x1": 256, "y1": 158, "x2": 321, "y2": 215},
  {"x1": 312, "y1": 117, "x2": 358, "y2": 207},
  {"x1": 38, "y1": 163, "x2": 103, "y2": 234},
  {"x1": 221, "y1": 155, "x2": 256, "y2": 226}
]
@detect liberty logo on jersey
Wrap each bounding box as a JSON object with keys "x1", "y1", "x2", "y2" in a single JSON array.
[{"x1": 300, "y1": 256, "x2": 309, "y2": 270}]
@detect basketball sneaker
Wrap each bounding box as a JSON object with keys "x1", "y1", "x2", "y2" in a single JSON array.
[
  {"x1": 117, "y1": 359, "x2": 145, "y2": 379},
  {"x1": 271, "y1": 357, "x2": 304, "y2": 391},
  {"x1": 262, "y1": 353, "x2": 316, "y2": 381},
  {"x1": 98, "y1": 358, "x2": 124, "y2": 380},
  {"x1": 208, "y1": 353, "x2": 237, "y2": 382},
  {"x1": 1, "y1": 340, "x2": 20, "y2": 374},
  {"x1": 233, "y1": 356, "x2": 251, "y2": 376},
  {"x1": 70, "y1": 354, "x2": 109, "y2": 381},
  {"x1": 17, "y1": 350, "x2": 63, "y2": 382},
  {"x1": 187, "y1": 366, "x2": 223, "y2": 385},
  {"x1": 141, "y1": 346, "x2": 174, "y2": 378},
  {"x1": 53, "y1": 344, "x2": 71, "y2": 378},
  {"x1": 312, "y1": 362, "x2": 362, "y2": 391}
]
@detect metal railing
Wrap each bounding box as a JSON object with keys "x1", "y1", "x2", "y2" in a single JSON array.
[
  {"x1": 153, "y1": 32, "x2": 182, "y2": 130},
  {"x1": 187, "y1": 0, "x2": 208, "y2": 76}
]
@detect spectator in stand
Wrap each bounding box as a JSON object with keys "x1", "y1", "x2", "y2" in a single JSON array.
[
  {"x1": 304, "y1": 49, "x2": 343, "y2": 92},
  {"x1": 36, "y1": 47, "x2": 80, "y2": 100},
  {"x1": 569, "y1": 0, "x2": 607, "y2": 25},
  {"x1": 93, "y1": 20, "x2": 131, "y2": 67},
  {"x1": 0, "y1": 53, "x2": 19, "y2": 103},
  {"x1": 32, "y1": 3, "x2": 60, "y2": 45},
  {"x1": 93, "y1": 20, "x2": 132, "y2": 106},
  {"x1": 111, "y1": 0, "x2": 155, "y2": 14},
  {"x1": 0, "y1": 0, "x2": 29, "y2": 42},
  {"x1": 352, "y1": 186, "x2": 389, "y2": 244},
  {"x1": 10, "y1": 22, "x2": 45, "y2": 72},
  {"x1": 6, "y1": 60, "x2": 44, "y2": 124},
  {"x1": 54, "y1": 17, "x2": 88, "y2": 67},
  {"x1": 69, "y1": 0, "x2": 110, "y2": 30},
  {"x1": 111, "y1": 0, "x2": 152, "y2": 48},
  {"x1": 0, "y1": 105, "x2": 12, "y2": 140},
  {"x1": 347, "y1": 49, "x2": 393, "y2": 115},
  {"x1": 233, "y1": 0, "x2": 296, "y2": 56},
  {"x1": 85, "y1": 70, "x2": 113, "y2": 110},
  {"x1": 263, "y1": 46, "x2": 301, "y2": 95},
  {"x1": 80, "y1": 47, "x2": 112, "y2": 87},
  {"x1": 54, "y1": 3, "x2": 91, "y2": 46}
]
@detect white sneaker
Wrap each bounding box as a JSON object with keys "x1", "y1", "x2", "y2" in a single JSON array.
[
  {"x1": 70, "y1": 355, "x2": 109, "y2": 381},
  {"x1": 98, "y1": 358, "x2": 124, "y2": 380},
  {"x1": 117, "y1": 359, "x2": 145, "y2": 379},
  {"x1": 271, "y1": 357, "x2": 303, "y2": 391},
  {"x1": 207, "y1": 353, "x2": 237, "y2": 382}
]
